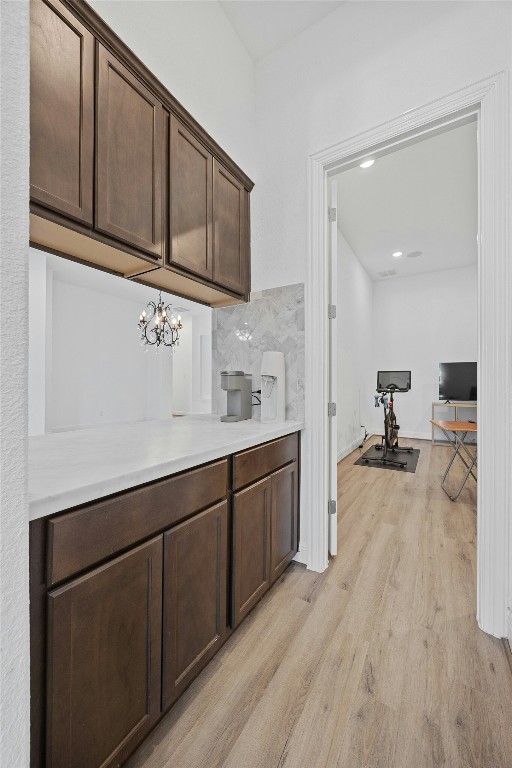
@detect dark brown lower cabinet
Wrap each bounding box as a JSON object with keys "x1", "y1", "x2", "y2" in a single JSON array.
[
  {"x1": 31, "y1": 433, "x2": 299, "y2": 768},
  {"x1": 232, "y1": 477, "x2": 271, "y2": 629},
  {"x1": 232, "y1": 457, "x2": 299, "y2": 628},
  {"x1": 46, "y1": 537, "x2": 163, "y2": 768},
  {"x1": 270, "y1": 462, "x2": 299, "y2": 585},
  {"x1": 162, "y1": 501, "x2": 228, "y2": 710}
]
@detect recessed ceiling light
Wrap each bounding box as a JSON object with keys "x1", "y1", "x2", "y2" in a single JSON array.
[
  {"x1": 360, "y1": 159, "x2": 375, "y2": 169},
  {"x1": 392, "y1": 251, "x2": 403, "y2": 258},
  {"x1": 406, "y1": 250, "x2": 422, "y2": 259}
]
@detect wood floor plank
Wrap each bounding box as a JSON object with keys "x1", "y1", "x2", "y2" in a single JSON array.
[
  {"x1": 279, "y1": 631, "x2": 369, "y2": 768},
  {"x1": 392, "y1": 625, "x2": 449, "y2": 767},
  {"x1": 330, "y1": 688, "x2": 400, "y2": 768},
  {"x1": 124, "y1": 438, "x2": 512, "y2": 768},
  {"x1": 220, "y1": 581, "x2": 350, "y2": 768},
  {"x1": 125, "y1": 594, "x2": 310, "y2": 768},
  {"x1": 444, "y1": 678, "x2": 512, "y2": 768}
]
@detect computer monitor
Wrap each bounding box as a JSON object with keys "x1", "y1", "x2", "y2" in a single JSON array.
[{"x1": 377, "y1": 370, "x2": 411, "y2": 393}]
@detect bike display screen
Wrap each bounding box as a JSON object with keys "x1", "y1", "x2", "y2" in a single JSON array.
[{"x1": 377, "y1": 370, "x2": 411, "y2": 392}]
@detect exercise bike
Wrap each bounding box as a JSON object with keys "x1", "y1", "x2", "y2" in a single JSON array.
[{"x1": 364, "y1": 371, "x2": 413, "y2": 469}]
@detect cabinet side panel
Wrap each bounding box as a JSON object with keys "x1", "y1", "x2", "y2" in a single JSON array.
[
  {"x1": 213, "y1": 160, "x2": 245, "y2": 293},
  {"x1": 29, "y1": 519, "x2": 47, "y2": 768}
]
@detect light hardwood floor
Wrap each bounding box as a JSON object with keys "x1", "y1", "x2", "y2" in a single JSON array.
[{"x1": 126, "y1": 438, "x2": 512, "y2": 768}]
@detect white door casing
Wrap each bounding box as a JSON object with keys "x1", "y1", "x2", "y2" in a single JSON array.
[
  {"x1": 328, "y1": 179, "x2": 337, "y2": 557},
  {"x1": 305, "y1": 72, "x2": 511, "y2": 640}
]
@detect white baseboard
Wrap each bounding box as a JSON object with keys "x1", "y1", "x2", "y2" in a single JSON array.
[
  {"x1": 396, "y1": 430, "x2": 432, "y2": 441},
  {"x1": 293, "y1": 544, "x2": 307, "y2": 565},
  {"x1": 337, "y1": 434, "x2": 374, "y2": 463}
]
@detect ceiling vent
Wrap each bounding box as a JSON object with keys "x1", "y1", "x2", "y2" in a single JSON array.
[{"x1": 378, "y1": 269, "x2": 397, "y2": 278}]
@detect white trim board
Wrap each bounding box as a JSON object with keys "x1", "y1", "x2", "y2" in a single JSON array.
[
  {"x1": 293, "y1": 545, "x2": 308, "y2": 566},
  {"x1": 306, "y1": 72, "x2": 511, "y2": 638},
  {"x1": 337, "y1": 435, "x2": 374, "y2": 463}
]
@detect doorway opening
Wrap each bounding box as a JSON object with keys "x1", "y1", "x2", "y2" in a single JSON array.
[{"x1": 305, "y1": 72, "x2": 511, "y2": 640}]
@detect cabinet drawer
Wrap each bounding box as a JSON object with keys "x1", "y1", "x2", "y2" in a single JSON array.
[
  {"x1": 47, "y1": 459, "x2": 228, "y2": 586},
  {"x1": 232, "y1": 432, "x2": 299, "y2": 491}
]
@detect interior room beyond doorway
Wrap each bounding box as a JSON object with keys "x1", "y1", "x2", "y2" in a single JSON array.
[{"x1": 332, "y1": 118, "x2": 478, "y2": 467}]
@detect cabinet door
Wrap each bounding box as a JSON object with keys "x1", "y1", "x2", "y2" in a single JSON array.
[
  {"x1": 270, "y1": 462, "x2": 298, "y2": 585},
  {"x1": 46, "y1": 537, "x2": 162, "y2": 768},
  {"x1": 30, "y1": 0, "x2": 94, "y2": 224},
  {"x1": 169, "y1": 115, "x2": 213, "y2": 280},
  {"x1": 213, "y1": 159, "x2": 248, "y2": 294},
  {"x1": 96, "y1": 45, "x2": 163, "y2": 258},
  {"x1": 162, "y1": 501, "x2": 227, "y2": 710},
  {"x1": 232, "y1": 477, "x2": 271, "y2": 628}
]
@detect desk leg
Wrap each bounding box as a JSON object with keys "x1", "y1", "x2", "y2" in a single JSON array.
[{"x1": 440, "y1": 429, "x2": 477, "y2": 501}]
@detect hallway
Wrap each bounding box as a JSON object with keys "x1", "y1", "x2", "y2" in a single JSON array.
[{"x1": 125, "y1": 438, "x2": 512, "y2": 768}]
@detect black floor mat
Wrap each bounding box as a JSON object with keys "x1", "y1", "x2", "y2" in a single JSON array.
[{"x1": 354, "y1": 445, "x2": 420, "y2": 473}]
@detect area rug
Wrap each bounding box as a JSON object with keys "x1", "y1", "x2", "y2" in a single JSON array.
[{"x1": 354, "y1": 445, "x2": 420, "y2": 473}]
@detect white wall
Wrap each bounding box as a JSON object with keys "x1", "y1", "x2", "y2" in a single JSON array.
[
  {"x1": 191, "y1": 314, "x2": 213, "y2": 413},
  {"x1": 253, "y1": 0, "x2": 512, "y2": 579},
  {"x1": 337, "y1": 232, "x2": 374, "y2": 459},
  {"x1": 29, "y1": 252, "x2": 49, "y2": 435},
  {"x1": 89, "y1": 0, "x2": 256, "y2": 179},
  {"x1": 0, "y1": 4, "x2": 30, "y2": 767},
  {"x1": 372, "y1": 266, "x2": 478, "y2": 439},
  {"x1": 50, "y1": 277, "x2": 173, "y2": 430},
  {"x1": 28, "y1": 252, "x2": 213, "y2": 433},
  {"x1": 172, "y1": 319, "x2": 192, "y2": 414},
  {"x1": 252, "y1": 1, "x2": 512, "y2": 292},
  {"x1": 166, "y1": 313, "x2": 212, "y2": 416}
]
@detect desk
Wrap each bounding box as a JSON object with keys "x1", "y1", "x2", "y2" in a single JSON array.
[
  {"x1": 431, "y1": 402, "x2": 477, "y2": 444},
  {"x1": 431, "y1": 419, "x2": 477, "y2": 501}
]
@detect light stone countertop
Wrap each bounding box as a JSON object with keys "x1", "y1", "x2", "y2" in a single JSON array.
[{"x1": 29, "y1": 415, "x2": 304, "y2": 521}]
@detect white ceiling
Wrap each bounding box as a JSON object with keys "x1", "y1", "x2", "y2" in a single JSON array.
[
  {"x1": 219, "y1": 1, "x2": 344, "y2": 61},
  {"x1": 32, "y1": 250, "x2": 212, "y2": 317},
  {"x1": 333, "y1": 119, "x2": 478, "y2": 282}
]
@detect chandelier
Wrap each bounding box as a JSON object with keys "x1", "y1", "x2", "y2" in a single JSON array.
[{"x1": 137, "y1": 292, "x2": 182, "y2": 349}]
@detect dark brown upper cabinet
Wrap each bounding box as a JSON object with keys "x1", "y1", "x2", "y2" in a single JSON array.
[
  {"x1": 169, "y1": 115, "x2": 213, "y2": 280},
  {"x1": 46, "y1": 537, "x2": 163, "y2": 768},
  {"x1": 96, "y1": 44, "x2": 163, "y2": 259},
  {"x1": 30, "y1": 0, "x2": 94, "y2": 224},
  {"x1": 213, "y1": 159, "x2": 249, "y2": 295},
  {"x1": 29, "y1": 0, "x2": 253, "y2": 305}
]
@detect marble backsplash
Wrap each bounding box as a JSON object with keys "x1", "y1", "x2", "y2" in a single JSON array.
[{"x1": 212, "y1": 283, "x2": 305, "y2": 421}]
